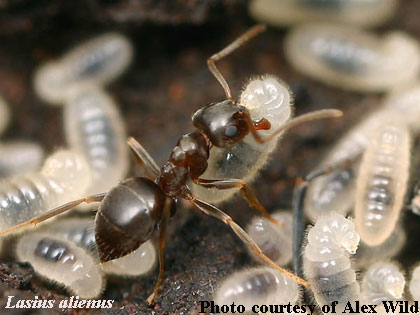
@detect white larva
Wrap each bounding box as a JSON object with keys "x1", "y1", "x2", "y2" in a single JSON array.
[
  {"x1": 0, "y1": 142, "x2": 45, "y2": 179},
  {"x1": 34, "y1": 32, "x2": 133, "y2": 104},
  {"x1": 214, "y1": 267, "x2": 299, "y2": 313},
  {"x1": 16, "y1": 232, "x2": 103, "y2": 299},
  {"x1": 0, "y1": 150, "x2": 91, "y2": 231},
  {"x1": 361, "y1": 261, "x2": 405, "y2": 305},
  {"x1": 44, "y1": 217, "x2": 157, "y2": 277},
  {"x1": 64, "y1": 86, "x2": 128, "y2": 195},
  {"x1": 249, "y1": 0, "x2": 398, "y2": 29},
  {"x1": 192, "y1": 75, "x2": 292, "y2": 204},
  {"x1": 409, "y1": 265, "x2": 420, "y2": 301},
  {"x1": 284, "y1": 24, "x2": 420, "y2": 92},
  {"x1": 355, "y1": 120, "x2": 410, "y2": 246},
  {"x1": 0, "y1": 96, "x2": 10, "y2": 136},
  {"x1": 246, "y1": 210, "x2": 292, "y2": 266},
  {"x1": 304, "y1": 213, "x2": 360, "y2": 313}
]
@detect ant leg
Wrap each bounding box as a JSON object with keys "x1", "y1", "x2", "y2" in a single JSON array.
[
  {"x1": 193, "y1": 177, "x2": 282, "y2": 226},
  {"x1": 187, "y1": 195, "x2": 310, "y2": 288},
  {"x1": 0, "y1": 193, "x2": 106, "y2": 236},
  {"x1": 243, "y1": 109, "x2": 343, "y2": 144},
  {"x1": 127, "y1": 137, "x2": 160, "y2": 179},
  {"x1": 147, "y1": 199, "x2": 172, "y2": 306},
  {"x1": 208, "y1": 24, "x2": 266, "y2": 100}
]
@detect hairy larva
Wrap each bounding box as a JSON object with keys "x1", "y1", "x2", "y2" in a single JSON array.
[
  {"x1": 0, "y1": 96, "x2": 9, "y2": 136},
  {"x1": 64, "y1": 86, "x2": 128, "y2": 195},
  {"x1": 214, "y1": 267, "x2": 299, "y2": 312},
  {"x1": 249, "y1": 0, "x2": 398, "y2": 29},
  {"x1": 16, "y1": 232, "x2": 104, "y2": 299},
  {"x1": 0, "y1": 150, "x2": 91, "y2": 231},
  {"x1": 284, "y1": 24, "x2": 420, "y2": 92},
  {"x1": 304, "y1": 213, "x2": 360, "y2": 313},
  {"x1": 0, "y1": 142, "x2": 45, "y2": 178},
  {"x1": 361, "y1": 261, "x2": 405, "y2": 305},
  {"x1": 34, "y1": 33, "x2": 133, "y2": 104},
  {"x1": 191, "y1": 75, "x2": 292, "y2": 204},
  {"x1": 44, "y1": 217, "x2": 157, "y2": 276},
  {"x1": 246, "y1": 210, "x2": 292, "y2": 266},
  {"x1": 355, "y1": 120, "x2": 410, "y2": 246}
]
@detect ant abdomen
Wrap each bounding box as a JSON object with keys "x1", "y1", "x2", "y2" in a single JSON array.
[
  {"x1": 192, "y1": 75, "x2": 292, "y2": 204},
  {"x1": 0, "y1": 142, "x2": 45, "y2": 178},
  {"x1": 214, "y1": 267, "x2": 299, "y2": 312},
  {"x1": 246, "y1": 210, "x2": 292, "y2": 266},
  {"x1": 304, "y1": 213, "x2": 360, "y2": 313},
  {"x1": 0, "y1": 96, "x2": 9, "y2": 135},
  {"x1": 285, "y1": 24, "x2": 420, "y2": 92},
  {"x1": 45, "y1": 217, "x2": 157, "y2": 276},
  {"x1": 34, "y1": 33, "x2": 133, "y2": 104},
  {"x1": 0, "y1": 150, "x2": 91, "y2": 231},
  {"x1": 16, "y1": 232, "x2": 104, "y2": 299},
  {"x1": 355, "y1": 121, "x2": 410, "y2": 246},
  {"x1": 64, "y1": 86, "x2": 128, "y2": 195}
]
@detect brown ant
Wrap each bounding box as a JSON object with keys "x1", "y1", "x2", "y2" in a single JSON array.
[{"x1": 0, "y1": 25, "x2": 341, "y2": 304}]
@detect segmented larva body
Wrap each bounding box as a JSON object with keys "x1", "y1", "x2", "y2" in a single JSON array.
[
  {"x1": 284, "y1": 24, "x2": 420, "y2": 92},
  {"x1": 249, "y1": 0, "x2": 398, "y2": 28},
  {"x1": 0, "y1": 142, "x2": 45, "y2": 179},
  {"x1": 361, "y1": 261, "x2": 405, "y2": 305},
  {"x1": 16, "y1": 232, "x2": 103, "y2": 298},
  {"x1": 0, "y1": 150, "x2": 91, "y2": 231},
  {"x1": 355, "y1": 121, "x2": 410, "y2": 246},
  {"x1": 34, "y1": 33, "x2": 133, "y2": 104},
  {"x1": 214, "y1": 267, "x2": 299, "y2": 312},
  {"x1": 192, "y1": 75, "x2": 292, "y2": 204},
  {"x1": 0, "y1": 96, "x2": 9, "y2": 136},
  {"x1": 44, "y1": 217, "x2": 156, "y2": 276},
  {"x1": 409, "y1": 265, "x2": 420, "y2": 301},
  {"x1": 355, "y1": 225, "x2": 406, "y2": 269},
  {"x1": 304, "y1": 213, "x2": 360, "y2": 313},
  {"x1": 246, "y1": 210, "x2": 292, "y2": 266},
  {"x1": 64, "y1": 87, "x2": 128, "y2": 195}
]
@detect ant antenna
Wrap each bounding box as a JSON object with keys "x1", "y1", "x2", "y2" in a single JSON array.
[{"x1": 207, "y1": 24, "x2": 267, "y2": 100}]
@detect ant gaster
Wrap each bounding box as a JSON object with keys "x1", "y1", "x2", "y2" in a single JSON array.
[{"x1": 1, "y1": 25, "x2": 342, "y2": 304}]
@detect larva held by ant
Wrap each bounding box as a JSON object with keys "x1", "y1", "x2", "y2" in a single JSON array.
[
  {"x1": 0, "y1": 142, "x2": 45, "y2": 178},
  {"x1": 34, "y1": 32, "x2": 133, "y2": 104},
  {"x1": 246, "y1": 210, "x2": 292, "y2": 266},
  {"x1": 0, "y1": 150, "x2": 91, "y2": 231},
  {"x1": 303, "y1": 213, "x2": 360, "y2": 314},
  {"x1": 284, "y1": 24, "x2": 420, "y2": 92},
  {"x1": 64, "y1": 86, "x2": 129, "y2": 196},
  {"x1": 249, "y1": 0, "x2": 398, "y2": 29},
  {"x1": 16, "y1": 232, "x2": 104, "y2": 299},
  {"x1": 355, "y1": 119, "x2": 411, "y2": 246}
]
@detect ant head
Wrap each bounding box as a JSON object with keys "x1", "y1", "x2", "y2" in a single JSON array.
[{"x1": 192, "y1": 100, "x2": 250, "y2": 148}]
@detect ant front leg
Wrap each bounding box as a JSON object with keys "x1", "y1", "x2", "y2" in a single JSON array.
[
  {"x1": 193, "y1": 177, "x2": 283, "y2": 226},
  {"x1": 187, "y1": 194, "x2": 310, "y2": 288}
]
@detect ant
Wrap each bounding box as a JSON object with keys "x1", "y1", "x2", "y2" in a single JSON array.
[{"x1": 0, "y1": 25, "x2": 341, "y2": 304}]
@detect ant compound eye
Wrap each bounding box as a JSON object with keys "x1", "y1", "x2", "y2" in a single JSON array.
[{"x1": 225, "y1": 125, "x2": 238, "y2": 138}]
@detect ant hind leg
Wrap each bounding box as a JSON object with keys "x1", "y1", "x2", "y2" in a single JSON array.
[{"x1": 127, "y1": 137, "x2": 160, "y2": 179}]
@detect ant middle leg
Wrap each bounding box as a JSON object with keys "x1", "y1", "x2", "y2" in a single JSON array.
[
  {"x1": 187, "y1": 195, "x2": 310, "y2": 288},
  {"x1": 127, "y1": 137, "x2": 160, "y2": 179},
  {"x1": 192, "y1": 177, "x2": 283, "y2": 226}
]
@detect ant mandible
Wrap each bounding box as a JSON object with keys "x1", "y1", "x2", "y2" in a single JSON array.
[{"x1": 0, "y1": 25, "x2": 342, "y2": 304}]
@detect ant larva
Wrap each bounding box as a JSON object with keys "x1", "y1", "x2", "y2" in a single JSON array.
[
  {"x1": 409, "y1": 264, "x2": 420, "y2": 301},
  {"x1": 214, "y1": 266, "x2": 300, "y2": 313},
  {"x1": 0, "y1": 150, "x2": 91, "y2": 231},
  {"x1": 16, "y1": 232, "x2": 104, "y2": 299},
  {"x1": 284, "y1": 24, "x2": 420, "y2": 92},
  {"x1": 249, "y1": 0, "x2": 397, "y2": 29},
  {"x1": 355, "y1": 120, "x2": 411, "y2": 246},
  {"x1": 303, "y1": 213, "x2": 360, "y2": 314},
  {"x1": 1, "y1": 25, "x2": 342, "y2": 304},
  {"x1": 34, "y1": 32, "x2": 133, "y2": 105},
  {"x1": 361, "y1": 261, "x2": 405, "y2": 305},
  {"x1": 64, "y1": 86, "x2": 129, "y2": 195},
  {"x1": 0, "y1": 96, "x2": 9, "y2": 136},
  {"x1": 246, "y1": 210, "x2": 293, "y2": 266}
]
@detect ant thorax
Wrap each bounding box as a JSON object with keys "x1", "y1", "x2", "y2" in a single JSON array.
[
  {"x1": 249, "y1": 0, "x2": 397, "y2": 28},
  {"x1": 191, "y1": 75, "x2": 292, "y2": 204},
  {"x1": 0, "y1": 142, "x2": 45, "y2": 178},
  {"x1": 64, "y1": 86, "x2": 129, "y2": 195},
  {"x1": 284, "y1": 24, "x2": 420, "y2": 92},
  {"x1": 34, "y1": 33, "x2": 133, "y2": 105}
]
